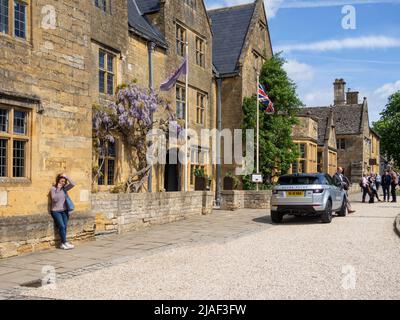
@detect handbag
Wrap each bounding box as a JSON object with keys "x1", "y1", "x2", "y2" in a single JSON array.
[{"x1": 63, "y1": 189, "x2": 75, "y2": 212}]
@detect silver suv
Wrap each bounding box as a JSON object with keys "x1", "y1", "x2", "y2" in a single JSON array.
[{"x1": 270, "y1": 173, "x2": 347, "y2": 224}]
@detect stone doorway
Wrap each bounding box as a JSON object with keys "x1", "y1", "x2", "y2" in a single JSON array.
[{"x1": 164, "y1": 148, "x2": 181, "y2": 192}]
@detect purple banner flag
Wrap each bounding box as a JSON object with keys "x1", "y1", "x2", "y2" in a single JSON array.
[{"x1": 160, "y1": 58, "x2": 187, "y2": 91}]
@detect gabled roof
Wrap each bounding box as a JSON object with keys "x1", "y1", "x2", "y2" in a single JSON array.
[
  {"x1": 298, "y1": 107, "x2": 334, "y2": 146},
  {"x1": 128, "y1": 0, "x2": 167, "y2": 48},
  {"x1": 136, "y1": 0, "x2": 161, "y2": 14},
  {"x1": 299, "y1": 103, "x2": 364, "y2": 138},
  {"x1": 208, "y1": 2, "x2": 256, "y2": 75}
]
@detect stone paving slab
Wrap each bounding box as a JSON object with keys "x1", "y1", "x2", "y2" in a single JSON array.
[{"x1": 0, "y1": 208, "x2": 272, "y2": 298}]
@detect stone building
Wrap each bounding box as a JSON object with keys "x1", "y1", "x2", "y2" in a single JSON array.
[
  {"x1": 127, "y1": 0, "x2": 216, "y2": 193},
  {"x1": 290, "y1": 116, "x2": 319, "y2": 174},
  {"x1": 0, "y1": 0, "x2": 95, "y2": 258},
  {"x1": 208, "y1": 0, "x2": 273, "y2": 179},
  {"x1": 295, "y1": 108, "x2": 338, "y2": 176},
  {"x1": 300, "y1": 79, "x2": 380, "y2": 182},
  {"x1": 0, "y1": 0, "x2": 273, "y2": 257}
]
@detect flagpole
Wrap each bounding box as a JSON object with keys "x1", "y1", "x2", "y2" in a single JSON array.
[
  {"x1": 256, "y1": 72, "x2": 260, "y2": 192},
  {"x1": 185, "y1": 42, "x2": 189, "y2": 192}
]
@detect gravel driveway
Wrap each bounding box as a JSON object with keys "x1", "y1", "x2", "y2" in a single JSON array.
[{"x1": 20, "y1": 200, "x2": 400, "y2": 300}]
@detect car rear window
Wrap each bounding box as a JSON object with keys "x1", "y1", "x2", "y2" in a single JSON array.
[{"x1": 278, "y1": 176, "x2": 321, "y2": 185}]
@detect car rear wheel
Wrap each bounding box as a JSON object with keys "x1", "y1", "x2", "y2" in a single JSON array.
[
  {"x1": 271, "y1": 211, "x2": 283, "y2": 223},
  {"x1": 321, "y1": 200, "x2": 333, "y2": 223},
  {"x1": 337, "y1": 197, "x2": 347, "y2": 217}
]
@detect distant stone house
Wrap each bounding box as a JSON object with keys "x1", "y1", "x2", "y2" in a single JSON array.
[
  {"x1": 290, "y1": 116, "x2": 319, "y2": 174},
  {"x1": 299, "y1": 79, "x2": 380, "y2": 182},
  {"x1": 291, "y1": 109, "x2": 337, "y2": 176}
]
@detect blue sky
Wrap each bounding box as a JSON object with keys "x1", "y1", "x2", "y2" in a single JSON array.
[{"x1": 205, "y1": 0, "x2": 400, "y2": 123}]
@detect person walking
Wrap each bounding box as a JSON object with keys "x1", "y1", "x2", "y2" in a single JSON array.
[
  {"x1": 375, "y1": 173, "x2": 382, "y2": 195},
  {"x1": 381, "y1": 170, "x2": 392, "y2": 202},
  {"x1": 333, "y1": 167, "x2": 355, "y2": 213},
  {"x1": 390, "y1": 170, "x2": 398, "y2": 203},
  {"x1": 368, "y1": 173, "x2": 382, "y2": 202},
  {"x1": 50, "y1": 173, "x2": 76, "y2": 250},
  {"x1": 360, "y1": 173, "x2": 372, "y2": 203}
]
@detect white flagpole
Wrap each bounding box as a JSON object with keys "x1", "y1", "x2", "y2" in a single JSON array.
[
  {"x1": 185, "y1": 42, "x2": 189, "y2": 192},
  {"x1": 256, "y1": 72, "x2": 260, "y2": 191}
]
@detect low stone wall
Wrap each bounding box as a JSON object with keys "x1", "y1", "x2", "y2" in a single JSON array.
[
  {"x1": 92, "y1": 191, "x2": 214, "y2": 234},
  {"x1": 348, "y1": 185, "x2": 361, "y2": 194},
  {"x1": 221, "y1": 191, "x2": 272, "y2": 211},
  {"x1": 0, "y1": 211, "x2": 95, "y2": 259}
]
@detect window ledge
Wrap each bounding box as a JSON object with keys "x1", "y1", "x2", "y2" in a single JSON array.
[
  {"x1": 0, "y1": 177, "x2": 32, "y2": 186},
  {"x1": 0, "y1": 32, "x2": 32, "y2": 48}
]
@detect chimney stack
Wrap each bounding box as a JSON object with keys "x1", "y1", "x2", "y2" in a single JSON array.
[
  {"x1": 346, "y1": 89, "x2": 359, "y2": 105},
  {"x1": 333, "y1": 79, "x2": 346, "y2": 105}
]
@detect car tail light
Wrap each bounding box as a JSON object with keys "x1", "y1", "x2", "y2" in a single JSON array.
[{"x1": 313, "y1": 189, "x2": 324, "y2": 194}]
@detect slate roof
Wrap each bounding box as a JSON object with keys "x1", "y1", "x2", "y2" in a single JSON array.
[
  {"x1": 135, "y1": 0, "x2": 161, "y2": 14},
  {"x1": 298, "y1": 103, "x2": 364, "y2": 140},
  {"x1": 128, "y1": 0, "x2": 166, "y2": 47},
  {"x1": 208, "y1": 3, "x2": 256, "y2": 75},
  {"x1": 298, "y1": 107, "x2": 333, "y2": 146},
  {"x1": 332, "y1": 104, "x2": 364, "y2": 135}
]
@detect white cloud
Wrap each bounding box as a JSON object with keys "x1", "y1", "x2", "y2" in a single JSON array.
[
  {"x1": 265, "y1": 0, "x2": 284, "y2": 18},
  {"x1": 280, "y1": 0, "x2": 399, "y2": 9},
  {"x1": 373, "y1": 80, "x2": 400, "y2": 99},
  {"x1": 303, "y1": 89, "x2": 333, "y2": 106},
  {"x1": 284, "y1": 59, "x2": 315, "y2": 83},
  {"x1": 276, "y1": 36, "x2": 400, "y2": 53}
]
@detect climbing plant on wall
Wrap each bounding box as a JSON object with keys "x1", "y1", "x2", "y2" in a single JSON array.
[{"x1": 93, "y1": 83, "x2": 182, "y2": 193}]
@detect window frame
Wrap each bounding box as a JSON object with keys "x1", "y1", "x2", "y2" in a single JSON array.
[
  {"x1": 98, "y1": 140, "x2": 117, "y2": 186},
  {"x1": 195, "y1": 36, "x2": 205, "y2": 68},
  {"x1": 176, "y1": 84, "x2": 186, "y2": 120},
  {"x1": 0, "y1": 105, "x2": 31, "y2": 180},
  {"x1": 176, "y1": 24, "x2": 186, "y2": 57},
  {"x1": 99, "y1": 49, "x2": 116, "y2": 96},
  {"x1": 196, "y1": 92, "x2": 206, "y2": 125},
  {"x1": 184, "y1": 0, "x2": 196, "y2": 9},
  {"x1": 0, "y1": 0, "x2": 9, "y2": 34},
  {"x1": 337, "y1": 138, "x2": 346, "y2": 150},
  {"x1": 0, "y1": 0, "x2": 30, "y2": 41},
  {"x1": 94, "y1": 0, "x2": 110, "y2": 13}
]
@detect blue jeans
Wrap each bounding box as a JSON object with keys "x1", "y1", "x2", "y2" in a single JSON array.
[{"x1": 51, "y1": 210, "x2": 69, "y2": 244}]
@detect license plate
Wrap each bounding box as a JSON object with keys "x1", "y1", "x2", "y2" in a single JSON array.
[{"x1": 287, "y1": 191, "x2": 305, "y2": 197}]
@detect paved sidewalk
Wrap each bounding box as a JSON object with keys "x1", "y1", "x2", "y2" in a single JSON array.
[{"x1": 0, "y1": 207, "x2": 272, "y2": 297}]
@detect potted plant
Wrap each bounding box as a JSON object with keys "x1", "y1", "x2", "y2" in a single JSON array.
[
  {"x1": 194, "y1": 167, "x2": 207, "y2": 191},
  {"x1": 224, "y1": 171, "x2": 239, "y2": 190}
]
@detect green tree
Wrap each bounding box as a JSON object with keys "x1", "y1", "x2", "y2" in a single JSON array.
[
  {"x1": 373, "y1": 91, "x2": 400, "y2": 167},
  {"x1": 242, "y1": 54, "x2": 302, "y2": 189}
]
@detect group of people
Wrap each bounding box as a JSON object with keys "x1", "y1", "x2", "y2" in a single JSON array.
[{"x1": 360, "y1": 170, "x2": 398, "y2": 203}]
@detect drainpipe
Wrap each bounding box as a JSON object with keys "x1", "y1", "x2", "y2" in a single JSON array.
[
  {"x1": 148, "y1": 41, "x2": 156, "y2": 193},
  {"x1": 216, "y1": 77, "x2": 222, "y2": 206}
]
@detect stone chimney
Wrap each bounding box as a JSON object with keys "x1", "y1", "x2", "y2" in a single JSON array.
[
  {"x1": 333, "y1": 79, "x2": 346, "y2": 105},
  {"x1": 346, "y1": 89, "x2": 359, "y2": 105}
]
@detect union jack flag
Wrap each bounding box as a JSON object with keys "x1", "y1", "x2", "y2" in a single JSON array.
[{"x1": 258, "y1": 83, "x2": 275, "y2": 114}]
